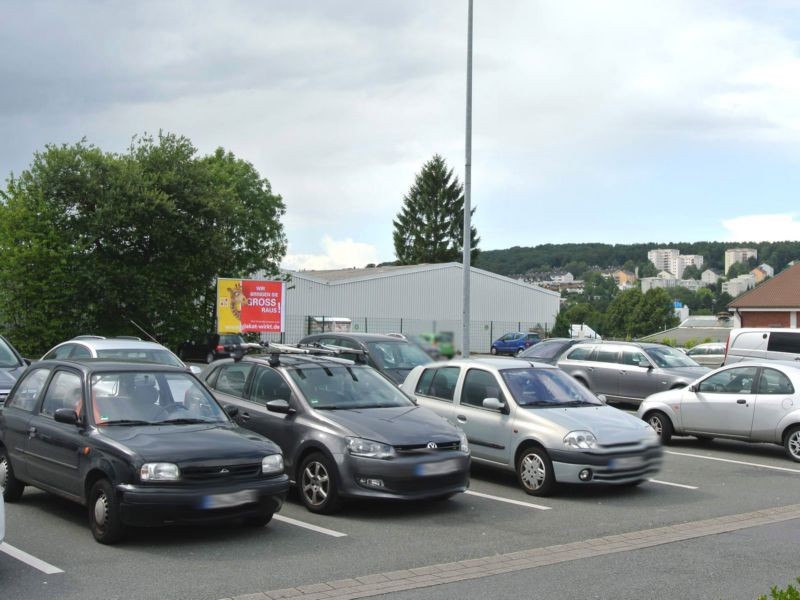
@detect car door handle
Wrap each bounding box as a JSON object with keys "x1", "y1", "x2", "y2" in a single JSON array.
[
  {"x1": 457, "y1": 414, "x2": 467, "y2": 422},
  {"x1": 27, "y1": 426, "x2": 37, "y2": 438},
  {"x1": 240, "y1": 412, "x2": 251, "y2": 421},
  {"x1": 737, "y1": 399, "x2": 747, "y2": 405}
]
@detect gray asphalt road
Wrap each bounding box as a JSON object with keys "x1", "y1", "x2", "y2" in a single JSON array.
[{"x1": 2, "y1": 436, "x2": 799, "y2": 600}]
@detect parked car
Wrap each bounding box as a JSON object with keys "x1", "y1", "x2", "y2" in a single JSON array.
[
  {"x1": 0, "y1": 335, "x2": 29, "y2": 406},
  {"x1": 403, "y1": 357, "x2": 662, "y2": 496},
  {"x1": 723, "y1": 328, "x2": 800, "y2": 366},
  {"x1": 42, "y1": 336, "x2": 202, "y2": 375},
  {"x1": 297, "y1": 332, "x2": 433, "y2": 384},
  {"x1": 557, "y1": 341, "x2": 709, "y2": 406},
  {"x1": 0, "y1": 490, "x2": 4, "y2": 544},
  {"x1": 387, "y1": 333, "x2": 442, "y2": 360},
  {"x1": 491, "y1": 332, "x2": 541, "y2": 356},
  {"x1": 420, "y1": 332, "x2": 456, "y2": 359},
  {"x1": 177, "y1": 333, "x2": 262, "y2": 364},
  {"x1": 685, "y1": 343, "x2": 726, "y2": 368},
  {"x1": 0, "y1": 360, "x2": 289, "y2": 543},
  {"x1": 203, "y1": 351, "x2": 470, "y2": 513},
  {"x1": 637, "y1": 361, "x2": 800, "y2": 462},
  {"x1": 518, "y1": 338, "x2": 590, "y2": 364}
]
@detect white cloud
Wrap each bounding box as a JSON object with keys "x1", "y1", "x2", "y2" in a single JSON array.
[
  {"x1": 722, "y1": 213, "x2": 800, "y2": 242},
  {"x1": 282, "y1": 236, "x2": 381, "y2": 271}
]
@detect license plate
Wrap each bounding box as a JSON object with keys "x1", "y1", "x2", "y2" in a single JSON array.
[
  {"x1": 200, "y1": 489, "x2": 257, "y2": 509},
  {"x1": 609, "y1": 456, "x2": 644, "y2": 469},
  {"x1": 415, "y1": 458, "x2": 461, "y2": 476}
]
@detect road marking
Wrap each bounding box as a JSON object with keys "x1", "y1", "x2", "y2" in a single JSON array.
[
  {"x1": 648, "y1": 478, "x2": 699, "y2": 490},
  {"x1": 0, "y1": 542, "x2": 64, "y2": 574},
  {"x1": 272, "y1": 514, "x2": 348, "y2": 537},
  {"x1": 666, "y1": 451, "x2": 800, "y2": 474},
  {"x1": 464, "y1": 490, "x2": 551, "y2": 510}
]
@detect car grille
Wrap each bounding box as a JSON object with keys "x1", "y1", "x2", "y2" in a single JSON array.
[
  {"x1": 394, "y1": 441, "x2": 460, "y2": 454},
  {"x1": 378, "y1": 471, "x2": 468, "y2": 494},
  {"x1": 180, "y1": 463, "x2": 261, "y2": 483},
  {"x1": 591, "y1": 448, "x2": 663, "y2": 482}
]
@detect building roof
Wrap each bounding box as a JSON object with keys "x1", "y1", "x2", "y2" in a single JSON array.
[{"x1": 728, "y1": 263, "x2": 800, "y2": 309}]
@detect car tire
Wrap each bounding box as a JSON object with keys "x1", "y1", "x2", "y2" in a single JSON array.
[
  {"x1": 515, "y1": 347, "x2": 524, "y2": 356},
  {"x1": 298, "y1": 453, "x2": 342, "y2": 514},
  {"x1": 646, "y1": 411, "x2": 673, "y2": 445},
  {"x1": 515, "y1": 446, "x2": 556, "y2": 496},
  {"x1": 783, "y1": 426, "x2": 800, "y2": 463},
  {"x1": 244, "y1": 511, "x2": 274, "y2": 527},
  {"x1": 88, "y1": 478, "x2": 126, "y2": 545},
  {"x1": 490, "y1": 347, "x2": 498, "y2": 355},
  {"x1": 205, "y1": 352, "x2": 215, "y2": 364},
  {"x1": 0, "y1": 448, "x2": 25, "y2": 502}
]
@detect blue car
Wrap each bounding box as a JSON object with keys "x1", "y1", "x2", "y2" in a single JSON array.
[{"x1": 490, "y1": 332, "x2": 541, "y2": 356}]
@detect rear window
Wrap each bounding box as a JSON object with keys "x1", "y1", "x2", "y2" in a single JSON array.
[{"x1": 767, "y1": 332, "x2": 800, "y2": 354}]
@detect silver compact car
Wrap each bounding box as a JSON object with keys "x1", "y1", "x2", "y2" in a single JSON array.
[
  {"x1": 403, "y1": 358, "x2": 662, "y2": 496},
  {"x1": 204, "y1": 351, "x2": 470, "y2": 513},
  {"x1": 685, "y1": 343, "x2": 726, "y2": 368},
  {"x1": 637, "y1": 361, "x2": 800, "y2": 462},
  {"x1": 557, "y1": 341, "x2": 709, "y2": 406}
]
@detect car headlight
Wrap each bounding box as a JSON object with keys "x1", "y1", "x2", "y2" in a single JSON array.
[
  {"x1": 563, "y1": 430, "x2": 598, "y2": 450},
  {"x1": 262, "y1": 454, "x2": 284, "y2": 475},
  {"x1": 345, "y1": 437, "x2": 395, "y2": 459},
  {"x1": 140, "y1": 463, "x2": 180, "y2": 481},
  {"x1": 458, "y1": 430, "x2": 470, "y2": 454}
]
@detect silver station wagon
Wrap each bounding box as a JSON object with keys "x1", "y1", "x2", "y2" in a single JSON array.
[{"x1": 403, "y1": 358, "x2": 662, "y2": 496}]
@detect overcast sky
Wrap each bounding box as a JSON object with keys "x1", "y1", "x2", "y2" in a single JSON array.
[{"x1": 3, "y1": 1, "x2": 800, "y2": 270}]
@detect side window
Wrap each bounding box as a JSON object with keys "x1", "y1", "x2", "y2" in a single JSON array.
[
  {"x1": 69, "y1": 345, "x2": 92, "y2": 359},
  {"x1": 41, "y1": 371, "x2": 83, "y2": 417},
  {"x1": 212, "y1": 363, "x2": 253, "y2": 397},
  {"x1": 687, "y1": 347, "x2": 702, "y2": 356},
  {"x1": 44, "y1": 344, "x2": 75, "y2": 360},
  {"x1": 415, "y1": 369, "x2": 436, "y2": 395},
  {"x1": 425, "y1": 367, "x2": 460, "y2": 402},
  {"x1": 767, "y1": 332, "x2": 800, "y2": 354},
  {"x1": 6, "y1": 368, "x2": 52, "y2": 412},
  {"x1": 566, "y1": 346, "x2": 593, "y2": 361},
  {"x1": 698, "y1": 367, "x2": 758, "y2": 394},
  {"x1": 595, "y1": 348, "x2": 620, "y2": 363},
  {"x1": 461, "y1": 369, "x2": 503, "y2": 408},
  {"x1": 251, "y1": 367, "x2": 292, "y2": 405},
  {"x1": 620, "y1": 350, "x2": 648, "y2": 366},
  {"x1": 758, "y1": 369, "x2": 795, "y2": 395}
]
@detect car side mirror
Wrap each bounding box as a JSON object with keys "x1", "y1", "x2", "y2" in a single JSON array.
[
  {"x1": 482, "y1": 397, "x2": 506, "y2": 412},
  {"x1": 689, "y1": 384, "x2": 698, "y2": 393},
  {"x1": 189, "y1": 365, "x2": 203, "y2": 376},
  {"x1": 597, "y1": 394, "x2": 608, "y2": 404},
  {"x1": 638, "y1": 359, "x2": 652, "y2": 369},
  {"x1": 23, "y1": 358, "x2": 32, "y2": 366},
  {"x1": 54, "y1": 408, "x2": 79, "y2": 425},
  {"x1": 224, "y1": 404, "x2": 239, "y2": 418},
  {"x1": 266, "y1": 399, "x2": 295, "y2": 415}
]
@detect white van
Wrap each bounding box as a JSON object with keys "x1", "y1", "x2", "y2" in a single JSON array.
[{"x1": 723, "y1": 328, "x2": 800, "y2": 365}]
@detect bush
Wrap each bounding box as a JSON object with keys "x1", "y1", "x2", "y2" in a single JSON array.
[
  {"x1": 758, "y1": 578, "x2": 800, "y2": 600},
  {"x1": 684, "y1": 338, "x2": 699, "y2": 349}
]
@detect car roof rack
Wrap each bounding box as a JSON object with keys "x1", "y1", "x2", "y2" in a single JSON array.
[
  {"x1": 233, "y1": 341, "x2": 368, "y2": 367},
  {"x1": 72, "y1": 335, "x2": 106, "y2": 340},
  {"x1": 114, "y1": 336, "x2": 142, "y2": 340}
]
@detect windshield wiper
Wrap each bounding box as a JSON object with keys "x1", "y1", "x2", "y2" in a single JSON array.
[
  {"x1": 563, "y1": 400, "x2": 597, "y2": 407},
  {"x1": 98, "y1": 419, "x2": 156, "y2": 426},
  {"x1": 157, "y1": 418, "x2": 218, "y2": 425}
]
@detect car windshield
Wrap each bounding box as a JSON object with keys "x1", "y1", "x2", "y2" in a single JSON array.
[
  {"x1": 288, "y1": 365, "x2": 414, "y2": 410},
  {"x1": 95, "y1": 348, "x2": 184, "y2": 367},
  {"x1": 644, "y1": 346, "x2": 701, "y2": 368},
  {"x1": 90, "y1": 371, "x2": 228, "y2": 426},
  {"x1": 520, "y1": 341, "x2": 569, "y2": 360},
  {"x1": 0, "y1": 338, "x2": 22, "y2": 368},
  {"x1": 501, "y1": 368, "x2": 602, "y2": 407},
  {"x1": 366, "y1": 341, "x2": 432, "y2": 370}
]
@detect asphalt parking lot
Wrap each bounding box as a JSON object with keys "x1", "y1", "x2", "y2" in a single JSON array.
[{"x1": 2, "y1": 433, "x2": 800, "y2": 600}]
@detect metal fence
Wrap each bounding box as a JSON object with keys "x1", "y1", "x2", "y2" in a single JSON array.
[{"x1": 259, "y1": 315, "x2": 551, "y2": 355}]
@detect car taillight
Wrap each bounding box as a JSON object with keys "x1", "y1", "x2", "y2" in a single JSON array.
[{"x1": 216, "y1": 344, "x2": 224, "y2": 352}]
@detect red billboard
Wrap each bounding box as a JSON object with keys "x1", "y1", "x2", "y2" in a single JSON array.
[{"x1": 217, "y1": 278, "x2": 285, "y2": 334}]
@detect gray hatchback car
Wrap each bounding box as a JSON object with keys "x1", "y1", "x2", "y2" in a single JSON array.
[
  {"x1": 557, "y1": 341, "x2": 709, "y2": 406},
  {"x1": 203, "y1": 350, "x2": 470, "y2": 513}
]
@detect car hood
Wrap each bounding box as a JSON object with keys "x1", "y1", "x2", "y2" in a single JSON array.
[
  {"x1": 524, "y1": 405, "x2": 653, "y2": 445},
  {"x1": 320, "y1": 405, "x2": 460, "y2": 445},
  {"x1": 0, "y1": 367, "x2": 24, "y2": 392},
  {"x1": 660, "y1": 366, "x2": 709, "y2": 380},
  {"x1": 98, "y1": 423, "x2": 280, "y2": 463}
]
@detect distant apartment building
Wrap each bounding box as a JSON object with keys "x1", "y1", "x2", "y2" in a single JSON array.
[
  {"x1": 722, "y1": 273, "x2": 757, "y2": 298},
  {"x1": 551, "y1": 272, "x2": 574, "y2": 284},
  {"x1": 641, "y1": 277, "x2": 706, "y2": 293},
  {"x1": 612, "y1": 270, "x2": 637, "y2": 289},
  {"x1": 724, "y1": 248, "x2": 757, "y2": 274},
  {"x1": 647, "y1": 248, "x2": 704, "y2": 278},
  {"x1": 701, "y1": 269, "x2": 720, "y2": 285},
  {"x1": 750, "y1": 263, "x2": 774, "y2": 284}
]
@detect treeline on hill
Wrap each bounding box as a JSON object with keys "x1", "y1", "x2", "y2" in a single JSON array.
[{"x1": 476, "y1": 241, "x2": 800, "y2": 278}]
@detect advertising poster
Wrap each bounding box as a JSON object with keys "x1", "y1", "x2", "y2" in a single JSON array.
[{"x1": 217, "y1": 278, "x2": 285, "y2": 333}]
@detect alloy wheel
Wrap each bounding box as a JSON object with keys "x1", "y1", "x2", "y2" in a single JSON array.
[
  {"x1": 519, "y1": 453, "x2": 546, "y2": 491},
  {"x1": 302, "y1": 461, "x2": 330, "y2": 507},
  {"x1": 648, "y1": 415, "x2": 663, "y2": 436},
  {"x1": 0, "y1": 456, "x2": 8, "y2": 493},
  {"x1": 788, "y1": 430, "x2": 800, "y2": 460}
]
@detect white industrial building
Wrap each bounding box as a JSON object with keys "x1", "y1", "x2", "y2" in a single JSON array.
[{"x1": 260, "y1": 263, "x2": 560, "y2": 353}]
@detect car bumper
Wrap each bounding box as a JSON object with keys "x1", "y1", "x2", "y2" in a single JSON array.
[
  {"x1": 549, "y1": 445, "x2": 663, "y2": 484},
  {"x1": 334, "y1": 452, "x2": 470, "y2": 500},
  {"x1": 117, "y1": 474, "x2": 290, "y2": 526}
]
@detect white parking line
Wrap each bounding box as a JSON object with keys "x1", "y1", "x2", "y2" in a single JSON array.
[
  {"x1": 648, "y1": 479, "x2": 699, "y2": 490},
  {"x1": 0, "y1": 542, "x2": 64, "y2": 574},
  {"x1": 666, "y1": 451, "x2": 800, "y2": 474},
  {"x1": 464, "y1": 490, "x2": 551, "y2": 510},
  {"x1": 272, "y1": 514, "x2": 348, "y2": 537}
]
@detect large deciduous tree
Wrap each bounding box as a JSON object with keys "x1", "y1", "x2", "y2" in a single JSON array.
[
  {"x1": 393, "y1": 155, "x2": 479, "y2": 265},
  {"x1": 0, "y1": 133, "x2": 286, "y2": 355}
]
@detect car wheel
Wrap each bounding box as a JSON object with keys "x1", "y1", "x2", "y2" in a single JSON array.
[
  {"x1": 0, "y1": 448, "x2": 25, "y2": 502},
  {"x1": 490, "y1": 347, "x2": 498, "y2": 355},
  {"x1": 784, "y1": 426, "x2": 800, "y2": 463},
  {"x1": 646, "y1": 411, "x2": 673, "y2": 445},
  {"x1": 205, "y1": 352, "x2": 215, "y2": 364},
  {"x1": 88, "y1": 479, "x2": 125, "y2": 544},
  {"x1": 244, "y1": 511, "x2": 274, "y2": 527},
  {"x1": 516, "y1": 446, "x2": 556, "y2": 496},
  {"x1": 515, "y1": 347, "x2": 524, "y2": 356},
  {"x1": 299, "y1": 453, "x2": 342, "y2": 514}
]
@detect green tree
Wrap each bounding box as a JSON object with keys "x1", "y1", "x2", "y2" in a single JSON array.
[
  {"x1": 726, "y1": 261, "x2": 751, "y2": 278},
  {"x1": 0, "y1": 133, "x2": 286, "y2": 355},
  {"x1": 393, "y1": 155, "x2": 479, "y2": 265},
  {"x1": 681, "y1": 264, "x2": 702, "y2": 280}
]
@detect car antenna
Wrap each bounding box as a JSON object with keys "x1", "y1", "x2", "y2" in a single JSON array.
[{"x1": 129, "y1": 319, "x2": 160, "y2": 343}]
